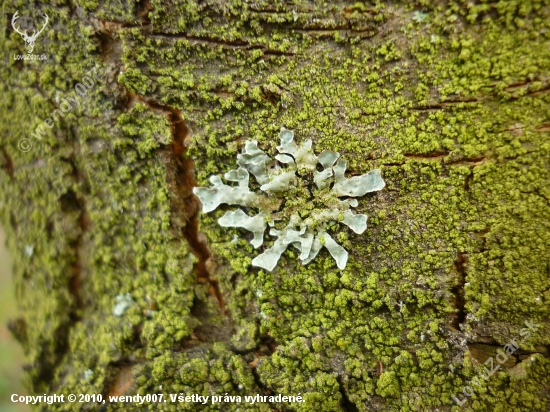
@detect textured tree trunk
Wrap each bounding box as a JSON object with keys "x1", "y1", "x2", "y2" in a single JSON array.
[{"x1": 1, "y1": 0, "x2": 549, "y2": 411}]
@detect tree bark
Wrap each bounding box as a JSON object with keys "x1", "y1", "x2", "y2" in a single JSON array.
[{"x1": 1, "y1": 0, "x2": 549, "y2": 411}]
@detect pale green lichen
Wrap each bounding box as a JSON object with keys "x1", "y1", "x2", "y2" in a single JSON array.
[
  {"x1": 412, "y1": 11, "x2": 429, "y2": 23},
  {"x1": 193, "y1": 128, "x2": 385, "y2": 271},
  {"x1": 112, "y1": 293, "x2": 134, "y2": 317}
]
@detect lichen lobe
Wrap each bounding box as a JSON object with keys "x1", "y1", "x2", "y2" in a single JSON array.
[{"x1": 193, "y1": 127, "x2": 385, "y2": 271}]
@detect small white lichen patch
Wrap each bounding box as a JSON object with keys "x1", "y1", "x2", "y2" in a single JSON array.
[
  {"x1": 24, "y1": 245, "x2": 34, "y2": 257},
  {"x1": 83, "y1": 369, "x2": 94, "y2": 381},
  {"x1": 412, "y1": 11, "x2": 428, "y2": 23},
  {"x1": 113, "y1": 293, "x2": 134, "y2": 317},
  {"x1": 193, "y1": 128, "x2": 385, "y2": 271}
]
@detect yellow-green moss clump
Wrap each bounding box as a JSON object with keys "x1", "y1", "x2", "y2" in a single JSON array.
[{"x1": 0, "y1": 0, "x2": 548, "y2": 411}]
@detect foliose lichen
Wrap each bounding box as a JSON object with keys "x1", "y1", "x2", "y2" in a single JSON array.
[{"x1": 193, "y1": 128, "x2": 385, "y2": 271}]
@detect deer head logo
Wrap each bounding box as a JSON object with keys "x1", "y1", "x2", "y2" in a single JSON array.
[{"x1": 11, "y1": 11, "x2": 49, "y2": 54}]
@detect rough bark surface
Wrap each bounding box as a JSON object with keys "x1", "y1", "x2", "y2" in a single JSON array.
[{"x1": 1, "y1": 0, "x2": 549, "y2": 411}]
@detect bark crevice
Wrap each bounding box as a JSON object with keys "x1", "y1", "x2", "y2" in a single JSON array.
[
  {"x1": 451, "y1": 251, "x2": 468, "y2": 331},
  {"x1": 125, "y1": 92, "x2": 226, "y2": 313}
]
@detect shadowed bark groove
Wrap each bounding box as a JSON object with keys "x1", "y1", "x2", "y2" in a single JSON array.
[
  {"x1": 127, "y1": 93, "x2": 227, "y2": 313},
  {"x1": 451, "y1": 252, "x2": 468, "y2": 331}
]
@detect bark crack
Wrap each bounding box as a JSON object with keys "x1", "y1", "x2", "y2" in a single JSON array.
[
  {"x1": 336, "y1": 376, "x2": 359, "y2": 412},
  {"x1": 126, "y1": 92, "x2": 226, "y2": 313},
  {"x1": 0, "y1": 146, "x2": 15, "y2": 178},
  {"x1": 148, "y1": 33, "x2": 296, "y2": 56},
  {"x1": 451, "y1": 252, "x2": 468, "y2": 331},
  {"x1": 20, "y1": 74, "x2": 91, "y2": 392}
]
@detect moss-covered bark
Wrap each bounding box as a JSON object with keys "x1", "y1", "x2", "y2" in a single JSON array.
[{"x1": 1, "y1": 0, "x2": 549, "y2": 411}]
